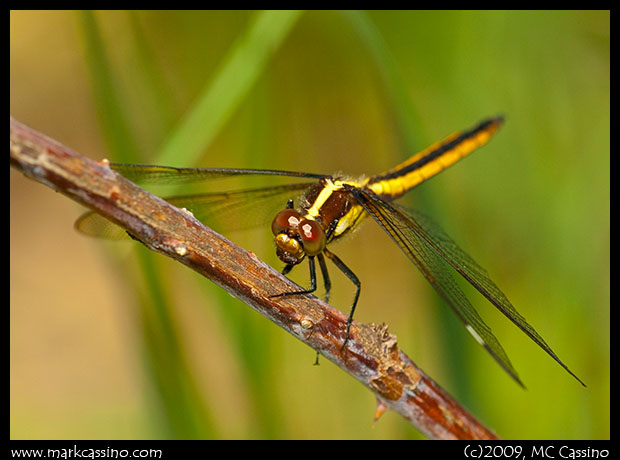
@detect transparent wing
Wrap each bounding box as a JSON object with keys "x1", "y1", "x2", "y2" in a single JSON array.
[
  {"x1": 394, "y1": 204, "x2": 586, "y2": 386},
  {"x1": 354, "y1": 188, "x2": 585, "y2": 386},
  {"x1": 352, "y1": 187, "x2": 522, "y2": 385},
  {"x1": 109, "y1": 163, "x2": 328, "y2": 184},
  {"x1": 76, "y1": 182, "x2": 314, "y2": 240}
]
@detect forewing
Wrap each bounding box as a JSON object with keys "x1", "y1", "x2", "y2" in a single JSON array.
[
  {"x1": 110, "y1": 163, "x2": 327, "y2": 184},
  {"x1": 76, "y1": 182, "x2": 314, "y2": 239}
]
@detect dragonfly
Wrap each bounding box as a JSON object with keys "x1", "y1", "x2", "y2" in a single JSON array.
[{"x1": 76, "y1": 116, "x2": 585, "y2": 388}]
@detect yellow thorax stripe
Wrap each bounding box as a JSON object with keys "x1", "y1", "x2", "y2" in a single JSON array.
[{"x1": 306, "y1": 178, "x2": 367, "y2": 219}]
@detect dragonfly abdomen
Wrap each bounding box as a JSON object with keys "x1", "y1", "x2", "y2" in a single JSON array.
[{"x1": 367, "y1": 116, "x2": 504, "y2": 200}]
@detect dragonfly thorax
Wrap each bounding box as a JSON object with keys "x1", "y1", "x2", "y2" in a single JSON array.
[{"x1": 272, "y1": 208, "x2": 326, "y2": 265}]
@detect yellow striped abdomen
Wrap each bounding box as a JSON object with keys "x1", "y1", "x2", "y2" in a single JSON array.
[{"x1": 368, "y1": 117, "x2": 504, "y2": 199}]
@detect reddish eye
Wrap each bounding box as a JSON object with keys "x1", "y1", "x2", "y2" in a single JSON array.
[
  {"x1": 272, "y1": 209, "x2": 301, "y2": 235},
  {"x1": 298, "y1": 219, "x2": 325, "y2": 255}
]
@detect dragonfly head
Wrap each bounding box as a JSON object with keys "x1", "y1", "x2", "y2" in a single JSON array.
[{"x1": 272, "y1": 208, "x2": 326, "y2": 265}]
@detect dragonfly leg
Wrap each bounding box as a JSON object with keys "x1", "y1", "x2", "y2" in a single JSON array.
[
  {"x1": 317, "y1": 253, "x2": 331, "y2": 303},
  {"x1": 269, "y1": 256, "x2": 318, "y2": 298},
  {"x1": 271, "y1": 258, "x2": 325, "y2": 365},
  {"x1": 323, "y1": 248, "x2": 361, "y2": 350}
]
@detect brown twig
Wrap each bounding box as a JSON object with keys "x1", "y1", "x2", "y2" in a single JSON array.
[{"x1": 10, "y1": 116, "x2": 499, "y2": 440}]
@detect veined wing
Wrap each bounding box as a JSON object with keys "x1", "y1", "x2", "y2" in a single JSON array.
[
  {"x1": 353, "y1": 188, "x2": 585, "y2": 386},
  {"x1": 76, "y1": 182, "x2": 314, "y2": 239},
  {"x1": 110, "y1": 163, "x2": 328, "y2": 184},
  {"x1": 352, "y1": 188, "x2": 523, "y2": 386},
  {"x1": 389, "y1": 203, "x2": 586, "y2": 387}
]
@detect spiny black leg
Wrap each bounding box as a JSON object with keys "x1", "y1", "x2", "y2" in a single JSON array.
[
  {"x1": 309, "y1": 254, "x2": 333, "y2": 366},
  {"x1": 323, "y1": 248, "x2": 361, "y2": 350},
  {"x1": 270, "y1": 258, "x2": 323, "y2": 365},
  {"x1": 317, "y1": 253, "x2": 331, "y2": 303},
  {"x1": 269, "y1": 256, "x2": 318, "y2": 298}
]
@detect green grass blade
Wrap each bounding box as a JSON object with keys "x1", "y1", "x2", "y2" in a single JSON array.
[
  {"x1": 79, "y1": 11, "x2": 140, "y2": 163},
  {"x1": 79, "y1": 11, "x2": 217, "y2": 438},
  {"x1": 343, "y1": 11, "x2": 476, "y2": 397},
  {"x1": 137, "y1": 249, "x2": 218, "y2": 438},
  {"x1": 79, "y1": 10, "x2": 304, "y2": 438},
  {"x1": 155, "y1": 10, "x2": 303, "y2": 167},
  {"x1": 342, "y1": 10, "x2": 425, "y2": 154}
]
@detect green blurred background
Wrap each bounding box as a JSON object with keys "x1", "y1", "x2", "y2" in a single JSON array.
[{"x1": 10, "y1": 10, "x2": 609, "y2": 439}]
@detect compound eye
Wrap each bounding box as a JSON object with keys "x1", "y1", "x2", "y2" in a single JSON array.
[
  {"x1": 298, "y1": 219, "x2": 325, "y2": 256},
  {"x1": 272, "y1": 209, "x2": 301, "y2": 235}
]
